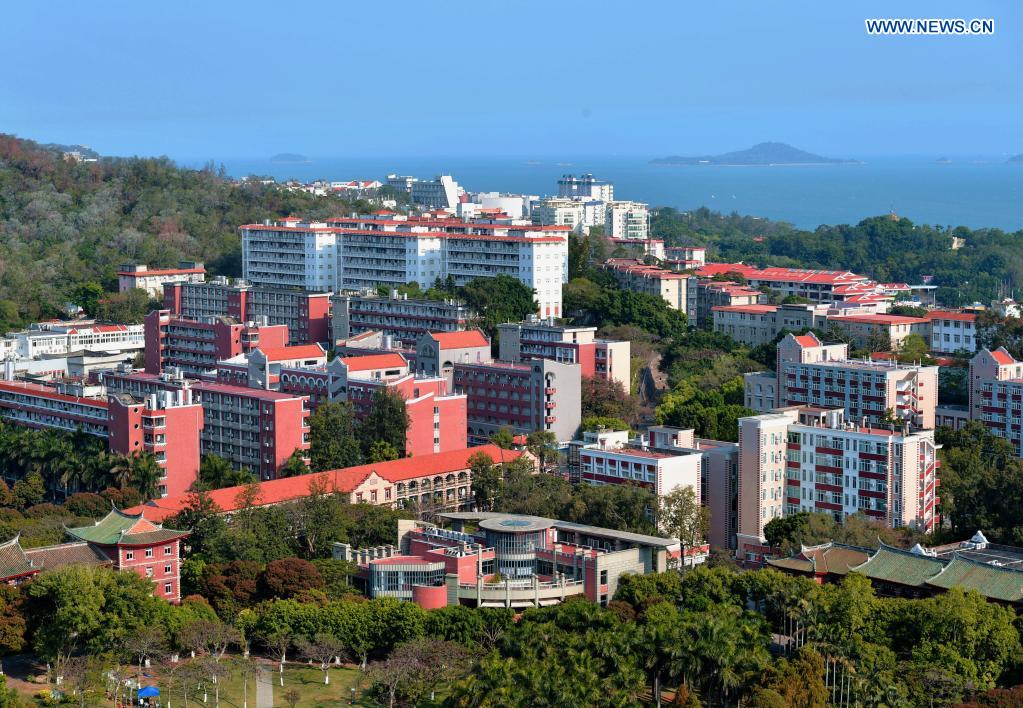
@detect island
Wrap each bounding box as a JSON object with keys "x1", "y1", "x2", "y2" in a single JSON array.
[
  {"x1": 270, "y1": 152, "x2": 311, "y2": 164},
  {"x1": 650, "y1": 142, "x2": 859, "y2": 166},
  {"x1": 1009, "y1": 154, "x2": 1023, "y2": 163}
]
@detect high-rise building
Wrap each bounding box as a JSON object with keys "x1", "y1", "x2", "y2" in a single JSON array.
[
  {"x1": 557, "y1": 174, "x2": 614, "y2": 201},
  {"x1": 331, "y1": 291, "x2": 475, "y2": 347},
  {"x1": 736, "y1": 406, "x2": 939, "y2": 562}
]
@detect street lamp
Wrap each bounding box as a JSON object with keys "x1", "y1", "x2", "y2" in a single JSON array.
[{"x1": 350, "y1": 687, "x2": 356, "y2": 705}]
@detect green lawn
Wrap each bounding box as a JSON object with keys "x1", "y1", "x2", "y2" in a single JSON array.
[{"x1": 156, "y1": 662, "x2": 371, "y2": 708}]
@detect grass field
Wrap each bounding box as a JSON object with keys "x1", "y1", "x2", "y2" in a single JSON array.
[{"x1": 156, "y1": 662, "x2": 371, "y2": 708}]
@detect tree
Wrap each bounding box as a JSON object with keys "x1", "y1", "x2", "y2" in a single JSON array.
[
  {"x1": 307, "y1": 402, "x2": 362, "y2": 472},
  {"x1": 526, "y1": 430, "x2": 559, "y2": 473},
  {"x1": 658, "y1": 486, "x2": 708, "y2": 576},
  {"x1": 581, "y1": 376, "x2": 639, "y2": 423},
  {"x1": 122, "y1": 625, "x2": 168, "y2": 700},
  {"x1": 260, "y1": 557, "x2": 325, "y2": 599},
  {"x1": 358, "y1": 388, "x2": 410, "y2": 458},
  {"x1": 298, "y1": 632, "x2": 345, "y2": 685},
  {"x1": 368, "y1": 440, "x2": 399, "y2": 463},
  {"x1": 166, "y1": 489, "x2": 227, "y2": 560},
  {"x1": 278, "y1": 450, "x2": 309, "y2": 478},
  {"x1": 71, "y1": 282, "x2": 104, "y2": 317},
  {"x1": 368, "y1": 639, "x2": 470, "y2": 708},
  {"x1": 0, "y1": 584, "x2": 27, "y2": 655},
  {"x1": 197, "y1": 454, "x2": 254, "y2": 490},
  {"x1": 489, "y1": 427, "x2": 515, "y2": 450},
  {"x1": 12, "y1": 471, "x2": 45, "y2": 508},
  {"x1": 126, "y1": 451, "x2": 162, "y2": 501},
  {"x1": 580, "y1": 415, "x2": 630, "y2": 433},
  {"x1": 461, "y1": 275, "x2": 537, "y2": 338},
  {"x1": 177, "y1": 618, "x2": 241, "y2": 662},
  {"x1": 283, "y1": 688, "x2": 301, "y2": 708},
  {"x1": 469, "y1": 452, "x2": 501, "y2": 511}
]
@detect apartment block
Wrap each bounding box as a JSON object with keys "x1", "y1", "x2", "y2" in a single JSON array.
[
  {"x1": 968, "y1": 348, "x2": 1023, "y2": 456},
  {"x1": 496, "y1": 319, "x2": 631, "y2": 393},
  {"x1": 240, "y1": 216, "x2": 569, "y2": 318},
  {"x1": 453, "y1": 358, "x2": 581, "y2": 444},
  {"x1": 163, "y1": 277, "x2": 331, "y2": 345},
  {"x1": 143, "y1": 310, "x2": 289, "y2": 376},
  {"x1": 104, "y1": 370, "x2": 309, "y2": 481},
  {"x1": 827, "y1": 314, "x2": 930, "y2": 350},
  {"x1": 756, "y1": 332, "x2": 938, "y2": 430},
  {"x1": 331, "y1": 290, "x2": 475, "y2": 347},
  {"x1": 558, "y1": 174, "x2": 614, "y2": 201},
  {"x1": 604, "y1": 259, "x2": 691, "y2": 316},
  {"x1": 924, "y1": 311, "x2": 978, "y2": 354},
  {"x1": 736, "y1": 406, "x2": 939, "y2": 561},
  {"x1": 604, "y1": 201, "x2": 649, "y2": 240},
  {"x1": 118, "y1": 261, "x2": 205, "y2": 298},
  {"x1": 0, "y1": 377, "x2": 202, "y2": 497},
  {"x1": 416, "y1": 330, "x2": 492, "y2": 383},
  {"x1": 1, "y1": 321, "x2": 145, "y2": 360},
  {"x1": 692, "y1": 279, "x2": 765, "y2": 324},
  {"x1": 663, "y1": 246, "x2": 706, "y2": 269},
  {"x1": 576, "y1": 433, "x2": 700, "y2": 500}
]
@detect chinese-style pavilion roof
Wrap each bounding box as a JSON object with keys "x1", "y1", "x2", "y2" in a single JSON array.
[
  {"x1": 925, "y1": 555, "x2": 1023, "y2": 602},
  {"x1": 64, "y1": 507, "x2": 187, "y2": 546},
  {"x1": 766, "y1": 542, "x2": 871, "y2": 576},
  {"x1": 849, "y1": 543, "x2": 947, "y2": 587},
  {"x1": 0, "y1": 534, "x2": 34, "y2": 580}
]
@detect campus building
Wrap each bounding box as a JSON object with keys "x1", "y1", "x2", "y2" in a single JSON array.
[
  {"x1": 104, "y1": 369, "x2": 308, "y2": 481},
  {"x1": 334, "y1": 511, "x2": 694, "y2": 610},
  {"x1": 695, "y1": 263, "x2": 905, "y2": 305},
  {"x1": 118, "y1": 261, "x2": 205, "y2": 298},
  {"x1": 453, "y1": 358, "x2": 581, "y2": 444},
  {"x1": 925, "y1": 310, "x2": 978, "y2": 354},
  {"x1": 497, "y1": 319, "x2": 631, "y2": 393},
  {"x1": 0, "y1": 377, "x2": 202, "y2": 497},
  {"x1": 692, "y1": 279, "x2": 765, "y2": 325},
  {"x1": 128, "y1": 445, "x2": 522, "y2": 522},
  {"x1": 143, "y1": 310, "x2": 290, "y2": 376},
  {"x1": 604, "y1": 259, "x2": 692, "y2": 315},
  {"x1": 416, "y1": 330, "x2": 492, "y2": 384},
  {"x1": 0, "y1": 508, "x2": 187, "y2": 602},
  {"x1": 573, "y1": 429, "x2": 701, "y2": 499},
  {"x1": 331, "y1": 290, "x2": 475, "y2": 347},
  {"x1": 746, "y1": 332, "x2": 938, "y2": 430},
  {"x1": 557, "y1": 174, "x2": 614, "y2": 201},
  {"x1": 735, "y1": 406, "x2": 940, "y2": 562},
  {"x1": 0, "y1": 321, "x2": 145, "y2": 360},
  {"x1": 967, "y1": 347, "x2": 1023, "y2": 457},
  {"x1": 240, "y1": 215, "x2": 569, "y2": 317},
  {"x1": 604, "y1": 201, "x2": 649, "y2": 240},
  {"x1": 163, "y1": 277, "x2": 331, "y2": 345}
]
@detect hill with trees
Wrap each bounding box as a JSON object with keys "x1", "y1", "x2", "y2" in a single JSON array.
[{"x1": 0, "y1": 134, "x2": 373, "y2": 331}]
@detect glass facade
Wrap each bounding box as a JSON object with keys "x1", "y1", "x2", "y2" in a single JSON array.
[
  {"x1": 368, "y1": 561, "x2": 445, "y2": 600},
  {"x1": 484, "y1": 527, "x2": 548, "y2": 578}
]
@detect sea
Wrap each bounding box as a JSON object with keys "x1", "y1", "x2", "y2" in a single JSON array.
[{"x1": 185, "y1": 155, "x2": 1023, "y2": 232}]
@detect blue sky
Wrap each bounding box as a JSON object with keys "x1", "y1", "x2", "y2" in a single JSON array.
[{"x1": 1, "y1": 0, "x2": 1018, "y2": 159}]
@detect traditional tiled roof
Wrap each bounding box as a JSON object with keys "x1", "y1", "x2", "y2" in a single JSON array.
[
  {"x1": 65, "y1": 508, "x2": 187, "y2": 546},
  {"x1": 0, "y1": 535, "x2": 35, "y2": 580},
  {"x1": 23, "y1": 541, "x2": 111, "y2": 570},
  {"x1": 925, "y1": 555, "x2": 1023, "y2": 602},
  {"x1": 766, "y1": 542, "x2": 871, "y2": 576},
  {"x1": 850, "y1": 543, "x2": 947, "y2": 587},
  {"x1": 340, "y1": 353, "x2": 408, "y2": 372}
]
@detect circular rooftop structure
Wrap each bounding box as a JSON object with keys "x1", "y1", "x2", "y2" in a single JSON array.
[{"x1": 478, "y1": 516, "x2": 554, "y2": 533}]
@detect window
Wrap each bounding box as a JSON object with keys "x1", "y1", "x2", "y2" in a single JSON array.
[
  {"x1": 125, "y1": 551, "x2": 134, "y2": 560},
  {"x1": 600, "y1": 570, "x2": 608, "y2": 585},
  {"x1": 165, "y1": 583, "x2": 173, "y2": 595},
  {"x1": 164, "y1": 545, "x2": 173, "y2": 555},
  {"x1": 165, "y1": 564, "x2": 172, "y2": 574},
  {"x1": 145, "y1": 548, "x2": 154, "y2": 558}
]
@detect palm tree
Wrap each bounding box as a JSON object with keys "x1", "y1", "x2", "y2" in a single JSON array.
[
  {"x1": 128, "y1": 451, "x2": 163, "y2": 501},
  {"x1": 108, "y1": 453, "x2": 134, "y2": 490}
]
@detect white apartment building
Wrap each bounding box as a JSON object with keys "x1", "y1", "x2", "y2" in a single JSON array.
[
  {"x1": 241, "y1": 218, "x2": 336, "y2": 291},
  {"x1": 924, "y1": 311, "x2": 978, "y2": 354},
  {"x1": 736, "y1": 406, "x2": 939, "y2": 561},
  {"x1": 531, "y1": 197, "x2": 587, "y2": 232},
  {"x1": 118, "y1": 262, "x2": 206, "y2": 298},
  {"x1": 557, "y1": 174, "x2": 614, "y2": 201},
  {"x1": 2, "y1": 322, "x2": 145, "y2": 360},
  {"x1": 410, "y1": 175, "x2": 463, "y2": 211},
  {"x1": 605, "y1": 201, "x2": 649, "y2": 240},
  {"x1": 240, "y1": 217, "x2": 570, "y2": 317}
]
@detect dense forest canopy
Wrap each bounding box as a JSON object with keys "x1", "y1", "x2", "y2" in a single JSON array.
[
  {"x1": 0, "y1": 134, "x2": 372, "y2": 328},
  {"x1": 652, "y1": 206, "x2": 1022, "y2": 306}
]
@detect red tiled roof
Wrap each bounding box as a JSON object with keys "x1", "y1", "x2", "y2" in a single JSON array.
[
  {"x1": 0, "y1": 380, "x2": 109, "y2": 408},
  {"x1": 712, "y1": 305, "x2": 778, "y2": 314},
  {"x1": 924, "y1": 311, "x2": 977, "y2": 322},
  {"x1": 126, "y1": 445, "x2": 520, "y2": 522},
  {"x1": 429, "y1": 330, "x2": 489, "y2": 349},
  {"x1": 192, "y1": 381, "x2": 305, "y2": 401},
  {"x1": 829, "y1": 314, "x2": 927, "y2": 326},
  {"x1": 257, "y1": 344, "x2": 326, "y2": 361},
  {"x1": 340, "y1": 353, "x2": 408, "y2": 372},
  {"x1": 991, "y1": 349, "x2": 1016, "y2": 366},
  {"x1": 793, "y1": 334, "x2": 821, "y2": 348}
]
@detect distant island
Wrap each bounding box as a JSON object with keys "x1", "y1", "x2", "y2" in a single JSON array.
[
  {"x1": 270, "y1": 153, "x2": 310, "y2": 164},
  {"x1": 651, "y1": 142, "x2": 859, "y2": 166},
  {"x1": 1009, "y1": 154, "x2": 1023, "y2": 164}
]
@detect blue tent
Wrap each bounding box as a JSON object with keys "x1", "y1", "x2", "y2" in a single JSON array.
[{"x1": 138, "y1": 686, "x2": 160, "y2": 698}]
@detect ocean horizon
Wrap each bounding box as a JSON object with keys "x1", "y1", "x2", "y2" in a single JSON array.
[{"x1": 177, "y1": 154, "x2": 1023, "y2": 232}]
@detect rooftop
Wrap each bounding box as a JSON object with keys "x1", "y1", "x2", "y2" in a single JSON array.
[
  {"x1": 65, "y1": 508, "x2": 187, "y2": 546},
  {"x1": 428, "y1": 330, "x2": 490, "y2": 349},
  {"x1": 339, "y1": 353, "x2": 408, "y2": 372}
]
